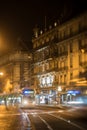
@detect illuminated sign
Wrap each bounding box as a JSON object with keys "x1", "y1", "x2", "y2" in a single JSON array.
[
  {"x1": 67, "y1": 90, "x2": 81, "y2": 94},
  {"x1": 22, "y1": 89, "x2": 34, "y2": 95}
]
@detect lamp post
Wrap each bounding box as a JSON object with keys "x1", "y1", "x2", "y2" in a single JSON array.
[{"x1": 58, "y1": 86, "x2": 62, "y2": 104}]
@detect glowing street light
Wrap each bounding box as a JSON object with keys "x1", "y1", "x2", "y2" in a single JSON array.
[{"x1": 0, "y1": 72, "x2": 3, "y2": 76}]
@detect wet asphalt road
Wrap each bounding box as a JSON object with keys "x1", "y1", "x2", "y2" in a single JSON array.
[
  {"x1": 0, "y1": 105, "x2": 87, "y2": 130},
  {"x1": 22, "y1": 105, "x2": 87, "y2": 130}
]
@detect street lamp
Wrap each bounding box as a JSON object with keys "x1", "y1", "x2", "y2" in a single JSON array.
[
  {"x1": 58, "y1": 86, "x2": 62, "y2": 104},
  {"x1": 0, "y1": 72, "x2": 3, "y2": 76}
]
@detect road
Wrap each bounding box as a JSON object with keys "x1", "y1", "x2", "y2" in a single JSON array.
[
  {"x1": 21, "y1": 105, "x2": 87, "y2": 130},
  {"x1": 0, "y1": 105, "x2": 87, "y2": 130}
]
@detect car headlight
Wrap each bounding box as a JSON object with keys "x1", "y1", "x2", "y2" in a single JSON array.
[{"x1": 23, "y1": 100, "x2": 28, "y2": 105}]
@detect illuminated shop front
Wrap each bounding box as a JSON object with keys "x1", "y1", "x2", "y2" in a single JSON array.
[
  {"x1": 35, "y1": 73, "x2": 57, "y2": 104},
  {"x1": 66, "y1": 90, "x2": 81, "y2": 101},
  {"x1": 36, "y1": 74, "x2": 56, "y2": 104},
  {"x1": 60, "y1": 90, "x2": 81, "y2": 104},
  {"x1": 40, "y1": 74, "x2": 54, "y2": 88},
  {"x1": 35, "y1": 90, "x2": 57, "y2": 104}
]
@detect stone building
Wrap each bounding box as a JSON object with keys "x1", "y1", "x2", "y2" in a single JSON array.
[
  {"x1": 0, "y1": 50, "x2": 32, "y2": 93},
  {"x1": 32, "y1": 11, "x2": 87, "y2": 104}
]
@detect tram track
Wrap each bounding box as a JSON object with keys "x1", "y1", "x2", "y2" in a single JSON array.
[{"x1": 21, "y1": 108, "x2": 86, "y2": 130}]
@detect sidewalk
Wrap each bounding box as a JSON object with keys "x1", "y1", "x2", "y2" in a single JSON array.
[
  {"x1": 0, "y1": 105, "x2": 22, "y2": 130},
  {"x1": 35, "y1": 103, "x2": 73, "y2": 109}
]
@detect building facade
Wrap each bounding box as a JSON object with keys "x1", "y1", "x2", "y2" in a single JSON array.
[
  {"x1": 32, "y1": 11, "x2": 87, "y2": 104},
  {"x1": 0, "y1": 50, "x2": 32, "y2": 93}
]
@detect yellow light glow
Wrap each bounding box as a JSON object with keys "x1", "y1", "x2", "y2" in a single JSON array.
[
  {"x1": 58, "y1": 86, "x2": 62, "y2": 92},
  {"x1": 4, "y1": 79, "x2": 12, "y2": 93},
  {"x1": 81, "y1": 49, "x2": 85, "y2": 53},
  {"x1": 0, "y1": 72, "x2": 3, "y2": 76}
]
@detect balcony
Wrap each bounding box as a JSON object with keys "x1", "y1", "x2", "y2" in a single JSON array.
[
  {"x1": 57, "y1": 66, "x2": 68, "y2": 72},
  {"x1": 58, "y1": 51, "x2": 68, "y2": 58}
]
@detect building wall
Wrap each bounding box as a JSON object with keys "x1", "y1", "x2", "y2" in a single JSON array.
[
  {"x1": 32, "y1": 11, "x2": 87, "y2": 96},
  {"x1": 0, "y1": 51, "x2": 32, "y2": 93}
]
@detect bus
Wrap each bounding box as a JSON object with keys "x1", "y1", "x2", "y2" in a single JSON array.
[{"x1": 21, "y1": 88, "x2": 35, "y2": 107}]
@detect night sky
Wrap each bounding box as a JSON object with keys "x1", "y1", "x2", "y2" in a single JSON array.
[{"x1": 0, "y1": 0, "x2": 87, "y2": 55}]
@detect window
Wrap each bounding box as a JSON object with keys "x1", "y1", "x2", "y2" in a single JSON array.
[
  {"x1": 45, "y1": 62, "x2": 49, "y2": 70},
  {"x1": 70, "y1": 26, "x2": 73, "y2": 35},
  {"x1": 78, "y1": 21, "x2": 82, "y2": 31},
  {"x1": 70, "y1": 41, "x2": 73, "y2": 52},
  {"x1": 33, "y1": 43, "x2": 36, "y2": 48},
  {"x1": 63, "y1": 30, "x2": 66, "y2": 38},
  {"x1": 42, "y1": 40, "x2": 44, "y2": 45},
  {"x1": 70, "y1": 55, "x2": 73, "y2": 68},
  {"x1": 78, "y1": 39, "x2": 82, "y2": 50},
  {"x1": 70, "y1": 72, "x2": 73, "y2": 80},
  {"x1": 46, "y1": 37, "x2": 49, "y2": 42},
  {"x1": 54, "y1": 60, "x2": 58, "y2": 68},
  {"x1": 60, "y1": 75, "x2": 62, "y2": 83},
  {"x1": 47, "y1": 76, "x2": 50, "y2": 84},
  {"x1": 64, "y1": 74, "x2": 66, "y2": 83},
  {"x1": 42, "y1": 64, "x2": 45, "y2": 72},
  {"x1": 59, "y1": 46, "x2": 63, "y2": 53},
  {"x1": 44, "y1": 49, "x2": 49, "y2": 58}
]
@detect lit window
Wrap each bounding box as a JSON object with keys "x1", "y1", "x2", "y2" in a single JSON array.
[{"x1": 47, "y1": 76, "x2": 50, "y2": 84}]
